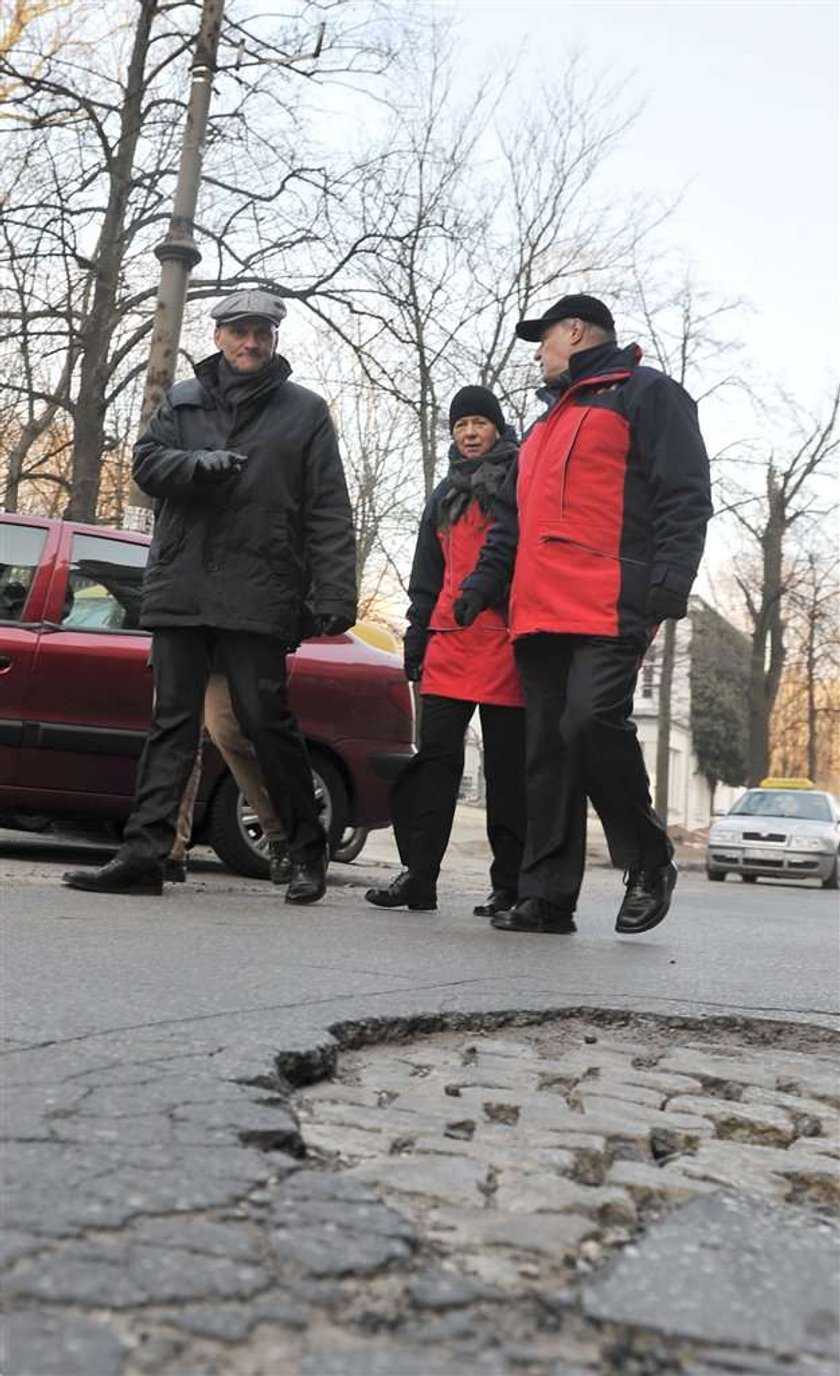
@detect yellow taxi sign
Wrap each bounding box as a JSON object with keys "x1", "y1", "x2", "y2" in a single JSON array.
[{"x1": 758, "y1": 777, "x2": 815, "y2": 790}]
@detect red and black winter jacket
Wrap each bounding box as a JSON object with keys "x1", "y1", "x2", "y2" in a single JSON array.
[
  {"x1": 462, "y1": 342, "x2": 713, "y2": 646},
  {"x1": 403, "y1": 439, "x2": 522, "y2": 706}
]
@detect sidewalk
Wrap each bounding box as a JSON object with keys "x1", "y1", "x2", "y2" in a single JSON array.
[{"x1": 362, "y1": 801, "x2": 708, "y2": 879}]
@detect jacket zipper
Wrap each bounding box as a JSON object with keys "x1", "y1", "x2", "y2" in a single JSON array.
[{"x1": 556, "y1": 409, "x2": 589, "y2": 515}]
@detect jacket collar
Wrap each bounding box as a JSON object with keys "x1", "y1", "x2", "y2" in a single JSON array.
[
  {"x1": 536, "y1": 341, "x2": 642, "y2": 413},
  {"x1": 568, "y1": 340, "x2": 641, "y2": 382}
]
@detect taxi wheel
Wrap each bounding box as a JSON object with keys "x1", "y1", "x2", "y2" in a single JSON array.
[{"x1": 822, "y1": 854, "x2": 839, "y2": 890}]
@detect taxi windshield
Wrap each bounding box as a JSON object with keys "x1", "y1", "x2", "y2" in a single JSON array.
[{"x1": 730, "y1": 790, "x2": 832, "y2": 822}]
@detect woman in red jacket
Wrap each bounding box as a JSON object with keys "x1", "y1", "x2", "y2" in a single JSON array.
[{"x1": 365, "y1": 387, "x2": 525, "y2": 915}]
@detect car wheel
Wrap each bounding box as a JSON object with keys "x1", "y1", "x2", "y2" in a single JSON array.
[
  {"x1": 822, "y1": 853, "x2": 839, "y2": 890},
  {"x1": 205, "y1": 754, "x2": 350, "y2": 879},
  {"x1": 706, "y1": 866, "x2": 726, "y2": 882},
  {"x1": 333, "y1": 826, "x2": 369, "y2": 864},
  {"x1": 740, "y1": 873, "x2": 758, "y2": 883}
]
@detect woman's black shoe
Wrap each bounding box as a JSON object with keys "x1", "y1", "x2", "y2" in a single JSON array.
[
  {"x1": 365, "y1": 870, "x2": 437, "y2": 911},
  {"x1": 491, "y1": 897, "x2": 576, "y2": 933},
  {"x1": 473, "y1": 888, "x2": 517, "y2": 917},
  {"x1": 164, "y1": 857, "x2": 187, "y2": 884}
]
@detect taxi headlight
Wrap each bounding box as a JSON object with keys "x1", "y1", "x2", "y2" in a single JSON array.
[{"x1": 788, "y1": 834, "x2": 830, "y2": 852}]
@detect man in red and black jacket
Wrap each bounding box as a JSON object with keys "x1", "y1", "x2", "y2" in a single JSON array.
[{"x1": 455, "y1": 294, "x2": 712, "y2": 936}]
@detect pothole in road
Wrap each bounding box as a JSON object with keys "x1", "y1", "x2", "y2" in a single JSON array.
[{"x1": 286, "y1": 1011, "x2": 839, "y2": 1297}]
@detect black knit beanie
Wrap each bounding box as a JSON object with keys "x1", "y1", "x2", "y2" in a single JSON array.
[{"x1": 448, "y1": 386, "x2": 506, "y2": 435}]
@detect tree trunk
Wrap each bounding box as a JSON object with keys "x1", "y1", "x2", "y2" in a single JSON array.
[
  {"x1": 654, "y1": 618, "x2": 676, "y2": 820},
  {"x1": 806, "y1": 597, "x2": 818, "y2": 782},
  {"x1": 64, "y1": 0, "x2": 159, "y2": 521}
]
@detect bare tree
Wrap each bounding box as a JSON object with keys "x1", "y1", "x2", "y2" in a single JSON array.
[
  {"x1": 312, "y1": 32, "x2": 658, "y2": 502},
  {"x1": 719, "y1": 386, "x2": 839, "y2": 783},
  {"x1": 0, "y1": 0, "x2": 396, "y2": 518},
  {"x1": 768, "y1": 547, "x2": 840, "y2": 786}
]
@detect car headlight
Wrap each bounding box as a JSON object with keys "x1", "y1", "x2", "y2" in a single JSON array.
[
  {"x1": 708, "y1": 826, "x2": 730, "y2": 843},
  {"x1": 788, "y1": 834, "x2": 832, "y2": 852}
]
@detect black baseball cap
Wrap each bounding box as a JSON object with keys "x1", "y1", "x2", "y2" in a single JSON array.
[{"x1": 515, "y1": 293, "x2": 615, "y2": 342}]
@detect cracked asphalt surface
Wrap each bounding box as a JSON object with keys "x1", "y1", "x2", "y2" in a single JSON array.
[{"x1": 2, "y1": 812, "x2": 838, "y2": 1374}]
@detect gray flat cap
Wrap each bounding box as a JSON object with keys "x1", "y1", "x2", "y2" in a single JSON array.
[{"x1": 210, "y1": 289, "x2": 287, "y2": 326}]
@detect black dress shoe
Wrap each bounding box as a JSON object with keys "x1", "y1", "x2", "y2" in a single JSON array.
[
  {"x1": 364, "y1": 870, "x2": 437, "y2": 911},
  {"x1": 615, "y1": 860, "x2": 678, "y2": 934},
  {"x1": 491, "y1": 897, "x2": 577, "y2": 933},
  {"x1": 285, "y1": 848, "x2": 327, "y2": 905},
  {"x1": 268, "y1": 840, "x2": 292, "y2": 885},
  {"x1": 473, "y1": 888, "x2": 517, "y2": 917},
  {"x1": 164, "y1": 857, "x2": 187, "y2": 884},
  {"x1": 63, "y1": 857, "x2": 163, "y2": 896}
]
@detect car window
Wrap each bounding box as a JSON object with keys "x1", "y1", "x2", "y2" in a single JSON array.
[
  {"x1": 730, "y1": 790, "x2": 832, "y2": 822},
  {"x1": 61, "y1": 534, "x2": 148, "y2": 632},
  {"x1": 0, "y1": 523, "x2": 48, "y2": 622}
]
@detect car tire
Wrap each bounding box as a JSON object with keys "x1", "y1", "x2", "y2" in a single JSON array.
[
  {"x1": 740, "y1": 873, "x2": 758, "y2": 883},
  {"x1": 333, "y1": 826, "x2": 369, "y2": 864},
  {"x1": 205, "y1": 754, "x2": 350, "y2": 879},
  {"x1": 706, "y1": 866, "x2": 726, "y2": 882},
  {"x1": 822, "y1": 853, "x2": 839, "y2": 891}
]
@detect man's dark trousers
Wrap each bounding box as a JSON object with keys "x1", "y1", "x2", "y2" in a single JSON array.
[
  {"x1": 390, "y1": 695, "x2": 525, "y2": 892},
  {"x1": 119, "y1": 627, "x2": 322, "y2": 868},
  {"x1": 514, "y1": 633, "x2": 671, "y2": 904}
]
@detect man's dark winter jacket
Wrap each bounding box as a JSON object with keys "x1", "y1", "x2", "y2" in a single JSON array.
[
  {"x1": 133, "y1": 353, "x2": 357, "y2": 643},
  {"x1": 462, "y1": 341, "x2": 712, "y2": 645}
]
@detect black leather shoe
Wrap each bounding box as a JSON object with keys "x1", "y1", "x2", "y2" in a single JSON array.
[
  {"x1": 615, "y1": 860, "x2": 678, "y2": 934},
  {"x1": 491, "y1": 897, "x2": 576, "y2": 933},
  {"x1": 268, "y1": 840, "x2": 292, "y2": 886},
  {"x1": 285, "y1": 848, "x2": 327, "y2": 905},
  {"x1": 473, "y1": 888, "x2": 517, "y2": 917},
  {"x1": 365, "y1": 870, "x2": 437, "y2": 911},
  {"x1": 63, "y1": 857, "x2": 163, "y2": 896},
  {"x1": 164, "y1": 857, "x2": 187, "y2": 884}
]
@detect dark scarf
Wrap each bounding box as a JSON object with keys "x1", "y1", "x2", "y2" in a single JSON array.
[
  {"x1": 216, "y1": 354, "x2": 287, "y2": 410},
  {"x1": 437, "y1": 429, "x2": 518, "y2": 529}
]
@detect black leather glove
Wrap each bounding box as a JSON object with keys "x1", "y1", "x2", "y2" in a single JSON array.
[
  {"x1": 404, "y1": 659, "x2": 423, "y2": 682},
  {"x1": 645, "y1": 584, "x2": 688, "y2": 622},
  {"x1": 315, "y1": 613, "x2": 354, "y2": 636},
  {"x1": 193, "y1": 450, "x2": 247, "y2": 485},
  {"x1": 452, "y1": 590, "x2": 485, "y2": 627}
]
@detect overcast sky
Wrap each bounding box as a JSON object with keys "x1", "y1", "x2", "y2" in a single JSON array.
[{"x1": 439, "y1": 0, "x2": 838, "y2": 418}]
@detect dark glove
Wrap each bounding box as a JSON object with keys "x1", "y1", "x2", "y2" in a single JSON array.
[
  {"x1": 193, "y1": 450, "x2": 247, "y2": 485},
  {"x1": 315, "y1": 613, "x2": 354, "y2": 636},
  {"x1": 645, "y1": 584, "x2": 688, "y2": 622},
  {"x1": 452, "y1": 590, "x2": 485, "y2": 628},
  {"x1": 404, "y1": 659, "x2": 423, "y2": 682}
]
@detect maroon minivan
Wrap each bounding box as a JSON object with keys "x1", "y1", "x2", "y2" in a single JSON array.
[{"x1": 0, "y1": 513, "x2": 413, "y2": 875}]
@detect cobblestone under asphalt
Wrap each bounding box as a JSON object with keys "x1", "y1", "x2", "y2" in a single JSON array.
[{"x1": 3, "y1": 1011, "x2": 838, "y2": 1375}]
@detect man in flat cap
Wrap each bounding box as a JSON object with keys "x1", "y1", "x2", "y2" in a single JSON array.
[
  {"x1": 64, "y1": 288, "x2": 357, "y2": 903},
  {"x1": 454, "y1": 293, "x2": 712, "y2": 936}
]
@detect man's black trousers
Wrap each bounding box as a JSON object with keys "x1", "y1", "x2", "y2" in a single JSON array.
[
  {"x1": 390, "y1": 695, "x2": 526, "y2": 893},
  {"x1": 119, "y1": 627, "x2": 322, "y2": 867},
  {"x1": 514, "y1": 633, "x2": 671, "y2": 905}
]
